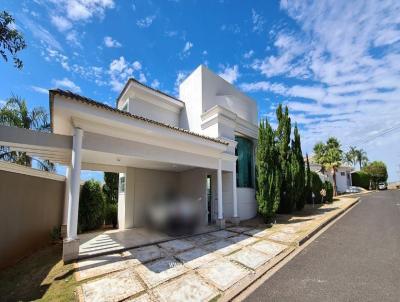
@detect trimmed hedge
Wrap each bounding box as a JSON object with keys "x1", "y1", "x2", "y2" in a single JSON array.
[
  {"x1": 78, "y1": 180, "x2": 105, "y2": 233},
  {"x1": 309, "y1": 171, "x2": 323, "y2": 203},
  {"x1": 105, "y1": 203, "x2": 118, "y2": 228},
  {"x1": 323, "y1": 181, "x2": 333, "y2": 203},
  {"x1": 352, "y1": 171, "x2": 370, "y2": 189}
]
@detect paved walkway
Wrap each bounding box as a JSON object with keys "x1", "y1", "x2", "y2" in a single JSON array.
[
  {"x1": 75, "y1": 197, "x2": 359, "y2": 302},
  {"x1": 244, "y1": 190, "x2": 400, "y2": 302}
]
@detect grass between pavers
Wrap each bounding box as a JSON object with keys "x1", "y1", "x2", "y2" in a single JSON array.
[{"x1": 0, "y1": 244, "x2": 80, "y2": 302}]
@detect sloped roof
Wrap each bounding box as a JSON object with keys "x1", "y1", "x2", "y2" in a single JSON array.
[
  {"x1": 116, "y1": 78, "x2": 184, "y2": 107},
  {"x1": 49, "y1": 89, "x2": 228, "y2": 145}
]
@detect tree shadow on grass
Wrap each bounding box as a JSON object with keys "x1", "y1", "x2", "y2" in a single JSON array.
[{"x1": 0, "y1": 244, "x2": 77, "y2": 302}]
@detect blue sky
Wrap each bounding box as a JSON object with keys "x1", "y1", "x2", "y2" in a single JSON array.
[{"x1": 1, "y1": 0, "x2": 400, "y2": 181}]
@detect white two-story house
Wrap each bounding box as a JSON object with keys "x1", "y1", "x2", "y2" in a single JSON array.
[
  {"x1": 115, "y1": 65, "x2": 258, "y2": 229},
  {"x1": 43, "y1": 65, "x2": 258, "y2": 259}
]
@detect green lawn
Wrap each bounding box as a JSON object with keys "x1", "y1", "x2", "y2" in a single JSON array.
[{"x1": 0, "y1": 244, "x2": 80, "y2": 301}]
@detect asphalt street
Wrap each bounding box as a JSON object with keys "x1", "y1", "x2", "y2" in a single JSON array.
[{"x1": 244, "y1": 190, "x2": 400, "y2": 302}]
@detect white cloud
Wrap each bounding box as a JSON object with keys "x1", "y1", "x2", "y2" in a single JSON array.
[
  {"x1": 136, "y1": 15, "x2": 156, "y2": 28},
  {"x1": 179, "y1": 41, "x2": 193, "y2": 59},
  {"x1": 104, "y1": 36, "x2": 122, "y2": 48},
  {"x1": 66, "y1": 30, "x2": 82, "y2": 48},
  {"x1": 220, "y1": 24, "x2": 240, "y2": 34},
  {"x1": 251, "y1": 9, "x2": 265, "y2": 33},
  {"x1": 247, "y1": 0, "x2": 400, "y2": 180},
  {"x1": 138, "y1": 73, "x2": 147, "y2": 83},
  {"x1": 20, "y1": 16, "x2": 63, "y2": 51},
  {"x1": 174, "y1": 71, "x2": 188, "y2": 94},
  {"x1": 243, "y1": 50, "x2": 254, "y2": 59},
  {"x1": 61, "y1": 0, "x2": 115, "y2": 21},
  {"x1": 151, "y1": 79, "x2": 160, "y2": 89},
  {"x1": 183, "y1": 41, "x2": 193, "y2": 53},
  {"x1": 51, "y1": 16, "x2": 72, "y2": 32},
  {"x1": 31, "y1": 86, "x2": 48, "y2": 94},
  {"x1": 132, "y1": 61, "x2": 142, "y2": 71},
  {"x1": 165, "y1": 30, "x2": 178, "y2": 37},
  {"x1": 52, "y1": 78, "x2": 81, "y2": 93},
  {"x1": 218, "y1": 65, "x2": 240, "y2": 84},
  {"x1": 108, "y1": 57, "x2": 146, "y2": 91}
]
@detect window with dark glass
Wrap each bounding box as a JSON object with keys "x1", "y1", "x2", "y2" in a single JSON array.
[{"x1": 235, "y1": 136, "x2": 254, "y2": 188}]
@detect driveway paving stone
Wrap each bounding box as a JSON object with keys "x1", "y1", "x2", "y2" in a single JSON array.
[
  {"x1": 185, "y1": 233, "x2": 218, "y2": 246},
  {"x1": 243, "y1": 228, "x2": 275, "y2": 238},
  {"x1": 134, "y1": 257, "x2": 187, "y2": 288},
  {"x1": 175, "y1": 247, "x2": 220, "y2": 269},
  {"x1": 158, "y1": 239, "x2": 195, "y2": 254},
  {"x1": 76, "y1": 253, "x2": 137, "y2": 281},
  {"x1": 125, "y1": 293, "x2": 153, "y2": 302},
  {"x1": 251, "y1": 240, "x2": 287, "y2": 256},
  {"x1": 209, "y1": 230, "x2": 237, "y2": 238},
  {"x1": 228, "y1": 247, "x2": 273, "y2": 270},
  {"x1": 122, "y1": 245, "x2": 163, "y2": 263},
  {"x1": 228, "y1": 234, "x2": 259, "y2": 246},
  {"x1": 227, "y1": 226, "x2": 253, "y2": 233},
  {"x1": 154, "y1": 273, "x2": 219, "y2": 302},
  {"x1": 268, "y1": 231, "x2": 301, "y2": 243},
  {"x1": 81, "y1": 269, "x2": 144, "y2": 302},
  {"x1": 202, "y1": 239, "x2": 242, "y2": 255},
  {"x1": 197, "y1": 259, "x2": 250, "y2": 291}
]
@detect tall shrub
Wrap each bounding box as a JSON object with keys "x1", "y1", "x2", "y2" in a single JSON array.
[
  {"x1": 276, "y1": 105, "x2": 293, "y2": 213},
  {"x1": 256, "y1": 119, "x2": 281, "y2": 221},
  {"x1": 305, "y1": 154, "x2": 312, "y2": 203},
  {"x1": 78, "y1": 180, "x2": 105, "y2": 232},
  {"x1": 362, "y1": 161, "x2": 388, "y2": 189},
  {"x1": 291, "y1": 124, "x2": 306, "y2": 211},
  {"x1": 310, "y1": 171, "x2": 323, "y2": 203},
  {"x1": 323, "y1": 181, "x2": 333, "y2": 203},
  {"x1": 103, "y1": 172, "x2": 119, "y2": 227},
  {"x1": 351, "y1": 171, "x2": 370, "y2": 189}
]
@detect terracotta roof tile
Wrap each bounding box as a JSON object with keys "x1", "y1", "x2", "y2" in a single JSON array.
[{"x1": 49, "y1": 89, "x2": 228, "y2": 146}]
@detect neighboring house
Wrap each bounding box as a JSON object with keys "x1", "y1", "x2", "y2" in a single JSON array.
[{"x1": 309, "y1": 160, "x2": 353, "y2": 193}]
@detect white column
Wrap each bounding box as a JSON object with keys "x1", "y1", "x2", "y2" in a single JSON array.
[
  {"x1": 217, "y1": 159, "x2": 223, "y2": 220},
  {"x1": 66, "y1": 127, "x2": 83, "y2": 240},
  {"x1": 232, "y1": 164, "x2": 238, "y2": 218},
  {"x1": 62, "y1": 166, "x2": 71, "y2": 226}
]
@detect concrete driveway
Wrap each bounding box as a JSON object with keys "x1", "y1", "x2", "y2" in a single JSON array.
[{"x1": 75, "y1": 197, "x2": 359, "y2": 302}]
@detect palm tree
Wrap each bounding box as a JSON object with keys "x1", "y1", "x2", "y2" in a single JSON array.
[
  {"x1": 0, "y1": 95, "x2": 55, "y2": 171},
  {"x1": 345, "y1": 146, "x2": 358, "y2": 167},
  {"x1": 313, "y1": 137, "x2": 343, "y2": 196},
  {"x1": 356, "y1": 149, "x2": 368, "y2": 170}
]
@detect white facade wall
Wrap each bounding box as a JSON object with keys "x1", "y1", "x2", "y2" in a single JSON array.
[
  {"x1": 335, "y1": 168, "x2": 352, "y2": 193},
  {"x1": 237, "y1": 188, "x2": 257, "y2": 220},
  {"x1": 118, "y1": 86, "x2": 182, "y2": 127},
  {"x1": 118, "y1": 168, "x2": 179, "y2": 229},
  {"x1": 117, "y1": 65, "x2": 259, "y2": 228}
]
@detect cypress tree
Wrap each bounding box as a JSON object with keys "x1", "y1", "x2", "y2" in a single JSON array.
[
  {"x1": 292, "y1": 124, "x2": 306, "y2": 210},
  {"x1": 276, "y1": 105, "x2": 292, "y2": 213},
  {"x1": 256, "y1": 119, "x2": 281, "y2": 222},
  {"x1": 305, "y1": 153, "x2": 312, "y2": 203}
]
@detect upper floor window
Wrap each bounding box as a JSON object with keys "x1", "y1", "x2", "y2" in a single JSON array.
[
  {"x1": 121, "y1": 101, "x2": 129, "y2": 112},
  {"x1": 235, "y1": 136, "x2": 254, "y2": 188},
  {"x1": 119, "y1": 175, "x2": 126, "y2": 193}
]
